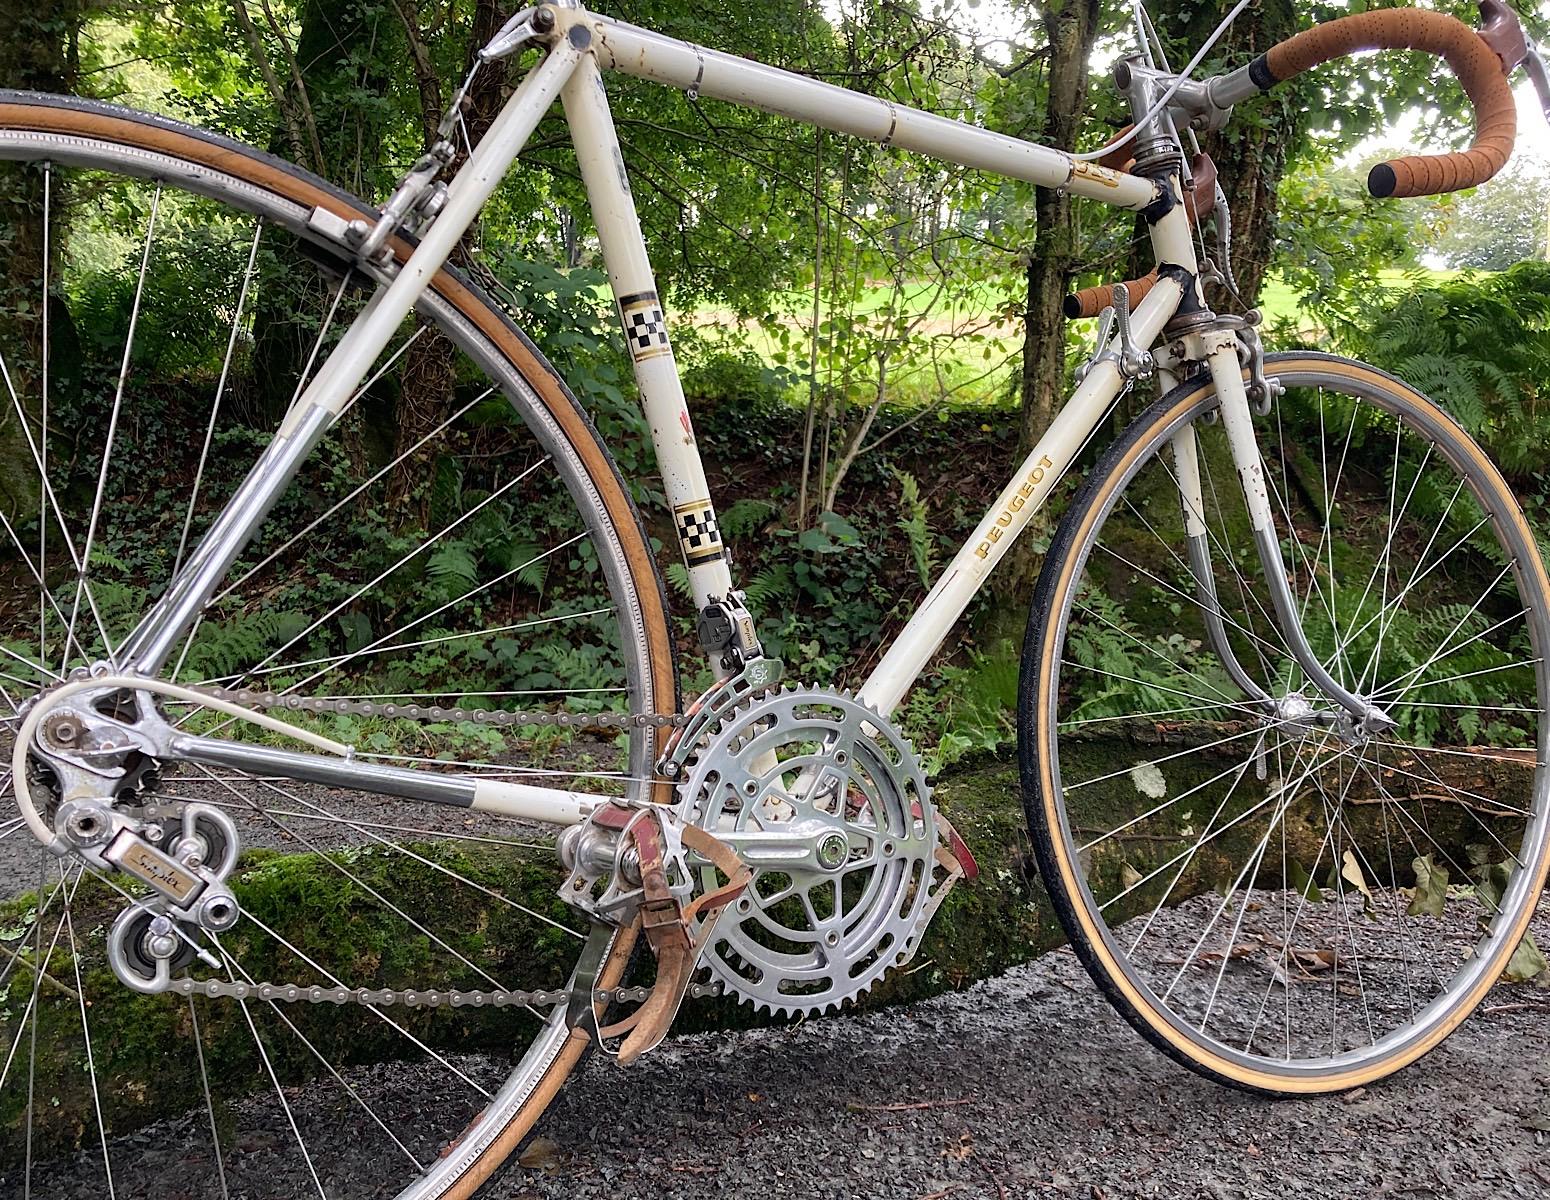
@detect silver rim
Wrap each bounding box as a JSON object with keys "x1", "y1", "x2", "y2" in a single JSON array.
[
  {"x1": 1039, "y1": 356, "x2": 1550, "y2": 1084},
  {"x1": 0, "y1": 113, "x2": 659, "y2": 1197}
]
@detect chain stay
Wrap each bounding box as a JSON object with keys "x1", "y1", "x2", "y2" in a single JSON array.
[{"x1": 158, "y1": 685, "x2": 703, "y2": 1010}]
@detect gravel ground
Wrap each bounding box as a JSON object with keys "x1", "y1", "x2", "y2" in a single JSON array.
[
  {"x1": 16, "y1": 934, "x2": 1550, "y2": 1199},
  {"x1": 9, "y1": 757, "x2": 1550, "y2": 1199},
  {"x1": 508, "y1": 948, "x2": 1550, "y2": 1200}
]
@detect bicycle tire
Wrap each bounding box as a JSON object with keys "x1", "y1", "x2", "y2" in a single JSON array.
[{"x1": 0, "y1": 90, "x2": 674, "y2": 1198}]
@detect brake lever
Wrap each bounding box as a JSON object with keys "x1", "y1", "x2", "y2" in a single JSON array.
[
  {"x1": 1527, "y1": 41, "x2": 1550, "y2": 125},
  {"x1": 1476, "y1": 0, "x2": 1550, "y2": 124}
]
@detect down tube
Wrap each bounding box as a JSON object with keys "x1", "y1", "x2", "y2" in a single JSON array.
[{"x1": 857, "y1": 275, "x2": 1186, "y2": 719}]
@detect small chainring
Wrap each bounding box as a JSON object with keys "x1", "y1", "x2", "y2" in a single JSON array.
[{"x1": 676, "y1": 685, "x2": 943, "y2": 1016}]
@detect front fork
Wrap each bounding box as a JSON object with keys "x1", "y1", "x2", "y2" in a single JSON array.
[{"x1": 1172, "y1": 332, "x2": 1394, "y2": 734}]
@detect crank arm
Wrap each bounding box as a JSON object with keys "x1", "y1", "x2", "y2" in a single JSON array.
[{"x1": 686, "y1": 819, "x2": 867, "y2": 873}]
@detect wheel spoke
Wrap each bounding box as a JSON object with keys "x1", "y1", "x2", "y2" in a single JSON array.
[{"x1": 0, "y1": 136, "x2": 658, "y2": 1196}]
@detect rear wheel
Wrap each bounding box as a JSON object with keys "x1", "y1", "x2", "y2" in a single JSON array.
[
  {"x1": 0, "y1": 93, "x2": 674, "y2": 1196},
  {"x1": 1022, "y1": 353, "x2": 1550, "y2": 1093}
]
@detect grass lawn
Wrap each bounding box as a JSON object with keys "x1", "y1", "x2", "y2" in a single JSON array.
[{"x1": 683, "y1": 268, "x2": 1452, "y2": 410}]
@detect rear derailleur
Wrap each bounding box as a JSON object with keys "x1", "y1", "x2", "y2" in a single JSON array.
[{"x1": 22, "y1": 676, "x2": 245, "y2": 993}]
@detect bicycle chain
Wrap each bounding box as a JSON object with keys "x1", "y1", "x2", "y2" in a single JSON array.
[
  {"x1": 161, "y1": 684, "x2": 706, "y2": 1008},
  {"x1": 166, "y1": 976, "x2": 722, "y2": 1007},
  {"x1": 195, "y1": 685, "x2": 692, "y2": 730}
]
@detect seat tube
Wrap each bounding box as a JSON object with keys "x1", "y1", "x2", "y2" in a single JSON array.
[
  {"x1": 1202, "y1": 335, "x2": 1378, "y2": 723},
  {"x1": 561, "y1": 55, "x2": 736, "y2": 618}
]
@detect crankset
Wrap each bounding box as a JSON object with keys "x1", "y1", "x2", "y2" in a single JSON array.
[{"x1": 673, "y1": 684, "x2": 977, "y2": 1017}]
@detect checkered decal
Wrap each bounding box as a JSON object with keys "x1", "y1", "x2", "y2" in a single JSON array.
[
  {"x1": 618, "y1": 291, "x2": 672, "y2": 362},
  {"x1": 674, "y1": 499, "x2": 724, "y2": 565}
]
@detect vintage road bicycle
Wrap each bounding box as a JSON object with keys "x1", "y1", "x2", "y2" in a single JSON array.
[{"x1": 3, "y1": 0, "x2": 1550, "y2": 1195}]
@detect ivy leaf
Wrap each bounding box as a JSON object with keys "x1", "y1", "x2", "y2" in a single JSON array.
[
  {"x1": 817, "y1": 510, "x2": 861, "y2": 545},
  {"x1": 338, "y1": 611, "x2": 372, "y2": 653},
  {"x1": 1286, "y1": 858, "x2": 1323, "y2": 904},
  {"x1": 797, "y1": 527, "x2": 841, "y2": 554},
  {"x1": 1408, "y1": 854, "x2": 1448, "y2": 918}
]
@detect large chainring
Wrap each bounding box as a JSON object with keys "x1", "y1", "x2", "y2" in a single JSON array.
[{"x1": 676, "y1": 685, "x2": 941, "y2": 1016}]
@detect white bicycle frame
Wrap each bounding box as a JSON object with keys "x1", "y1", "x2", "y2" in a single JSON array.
[{"x1": 19, "y1": 1, "x2": 1297, "y2": 847}]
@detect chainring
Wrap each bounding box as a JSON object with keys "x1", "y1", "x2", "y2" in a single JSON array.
[{"x1": 676, "y1": 685, "x2": 942, "y2": 1017}]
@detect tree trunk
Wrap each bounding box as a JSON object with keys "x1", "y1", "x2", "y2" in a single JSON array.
[
  {"x1": 246, "y1": 0, "x2": 396, "y2": 429},
  {"x1": 381, "y1": 0, "x2": 508, "y2": 519},
  {"x1": 0, "y1": 0, "x2": 90, "y2": 520},
  {"x1": 997, "y1": 0, "x2": 1102, "y2": 605},
  {"x1": 1016, "y1": 0, "x2": 1102, "y2": 456},
  {"x1": 1172, "y1": 0, "x2": 1301, "y2": 309}
]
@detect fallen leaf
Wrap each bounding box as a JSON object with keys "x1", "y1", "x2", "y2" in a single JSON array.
[
  {"x1": 1129, "y1": 761, "x2": 1166, "y2": 799},
  {"x1": 1120, "y1": 862, "x2": 1143, "y2": 892},
  {"x1": 1408, "y1": 854, "x2": 1448, "y2": 918},
  {"x1": 1341, "y1": 849, "x2": 1375, "y2": 909},
  {"x1": 517, "y1": 1137, "x2": 563, "y2": 1172},
  {"x1": 942, "y1": 1132, "x2": 974, "y2": 1161},
  {"x1": 1505, "y1": 932, "x2": 1550, "y2": 983}
]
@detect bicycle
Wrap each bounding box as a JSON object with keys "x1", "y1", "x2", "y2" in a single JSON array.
[{"x1": 2, "y1": 0, "x2": 1549, "y2": 1194}]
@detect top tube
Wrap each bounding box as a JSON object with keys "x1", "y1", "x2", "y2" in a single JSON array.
[{"x1": 564, "y1": 7, "x2": 1161, "y2": 212}]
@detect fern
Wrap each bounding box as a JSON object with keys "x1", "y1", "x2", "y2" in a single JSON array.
[
  {"x1": 663, "y1": 561, "x2": 693, "y2": 600},
  {"x1": 427, "y1": 543, "x2": 479, "y2": 595},
  {"x1": 719, "y1": 498, "x2": 779, "y2": 539},
  {"x1": 743, "y1": 564, "x2": 795, "y2": 608},
  {"x1": 891, "y1": 468, "x2": 936, "y2": 590},
  {"x1": 180, "y1": 609, "x2": 309, "y2": 680},
  {"x1": 1346, "y1": 262, "x2": 1550, "y2": 475}
]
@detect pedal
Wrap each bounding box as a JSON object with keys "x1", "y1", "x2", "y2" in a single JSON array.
[
  {"x1": 909, "y1": 808, "x2": 977, "y2": 944},
  {"x1": 576, "y1": 809, "x2": 752, "y2": 1065}
]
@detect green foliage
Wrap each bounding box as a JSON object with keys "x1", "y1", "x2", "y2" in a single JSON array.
[
  {"x1": 1059, "y1": 583, "x2": 1235, "y2": 727},
  {"x1": 902, "y1": 641, "x2": 1019, "y2": 772},
  {"x1": 891, "y1": 468, "x2": 936, "y2": 590},
  {"x1": 1338, "y1": 263, "x2": 1550, "y2": 476},
  {"x1": 1272, "y1": 155, "x2": 1431, "y2": 340},
  {"x1": 1429, "y1": 162, "x2": 1550, "y2": 271}
]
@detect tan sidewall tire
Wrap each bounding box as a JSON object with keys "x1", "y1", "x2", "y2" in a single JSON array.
[
  {"x1": 1022, "y1": 353, "x2": 1550, "y2": 1095},
  {"x1": 0, "y1": 93, "x2": 670, "y2": 1192}
]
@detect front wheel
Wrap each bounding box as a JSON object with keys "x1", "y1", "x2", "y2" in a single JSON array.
[{"x1": 1021, "y1": 352, "x2": 1550, "y2": 1093}]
